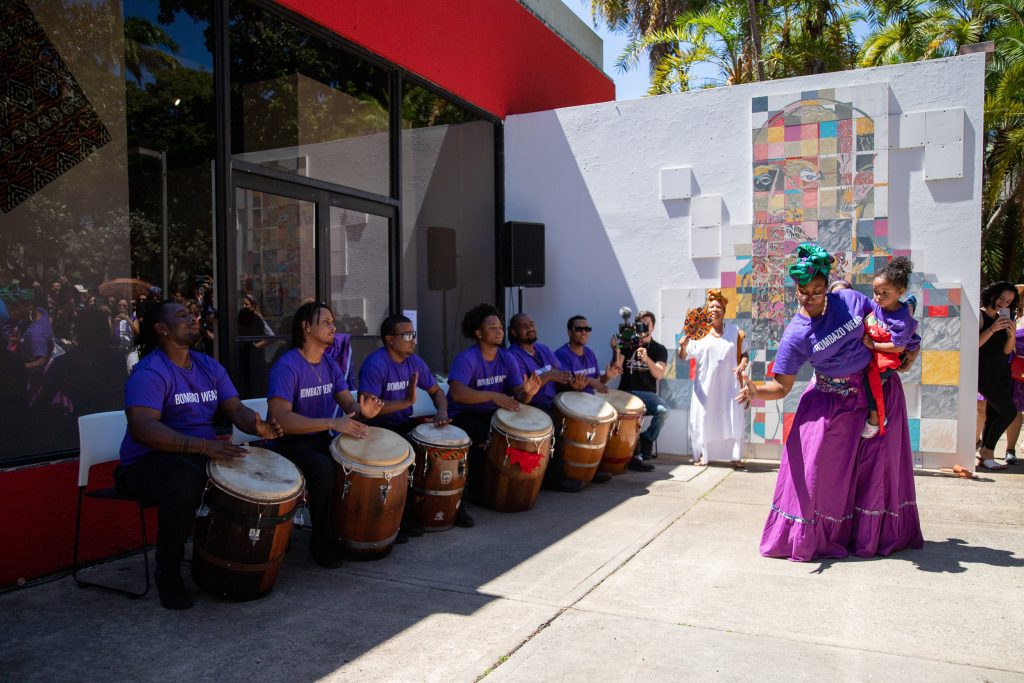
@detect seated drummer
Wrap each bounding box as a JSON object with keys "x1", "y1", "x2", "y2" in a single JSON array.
[
  {"x1": 266, "y1": 302, "x2": 383, "y2": 569},
  {"x1": 447, "y1": 303, "x2": 541, "y2": 524},
  {"x1": 358, "y1": 314, "x2": 452, "y2": 537},
  {"x1": 116, "y1": 301, "x2": 283, "y2": 610},
  {"x1": 509, "y1": 313, "x2": 609, "y2": 490},
  {"x1": 554, "y1": 315, "x2": 622, "y2": 395}
]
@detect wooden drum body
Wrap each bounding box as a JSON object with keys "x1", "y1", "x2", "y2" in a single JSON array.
[
  {"x1": 191, "y1": 447, "x2": 304, "y2": 601},
  {"x1": 330, "y1": 428, "x2": 413, "y2": 560},
  {"x1": 600, "y1": 390, "x2": 647, "y2": 475},
  {"x1": 482, "y1": 405, "x2": 553, "y2": 512},
  {"x1": 409, "y1": 423, "x2": 471, "y2": 532},
  {"x1": 553, "y1": 392, "x2": 616, "y2": 485}
]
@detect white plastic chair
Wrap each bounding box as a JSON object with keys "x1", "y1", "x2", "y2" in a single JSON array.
[
  {"x1": 72, "y1": 411, "x2": 152, "y2": 598},
  {"x1": 231, "y1": 397, "x2": 269, "y2": 443}
]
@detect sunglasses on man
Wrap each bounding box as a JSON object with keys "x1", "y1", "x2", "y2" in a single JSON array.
[{"x1": 573, "y1": 326, "x2": 593, "y2": 333}]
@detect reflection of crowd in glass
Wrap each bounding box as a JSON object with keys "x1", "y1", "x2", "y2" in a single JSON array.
[{"x1": 0, "y1": 274, "x2": 216, "y2": 458}]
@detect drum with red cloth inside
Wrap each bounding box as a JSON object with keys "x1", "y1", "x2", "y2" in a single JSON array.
[
  {"x1": 408, "y1": 423, "x2": 471, "y2": 531},
  {"x1": 481, "y1": 405, "x2": 553, "y2": 512},
  {"x1": 553, "y1": 391, "x2": 616, "y2": 485},
  {"x1": 191, "y1": 447, "x2": 304, "y2": 601}
]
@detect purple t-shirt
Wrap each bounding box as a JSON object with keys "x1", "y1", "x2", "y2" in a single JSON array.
[
  {"x1": 325, "y1": 333, "x2": 355, "y2": 389},
  {"x1": 119, "y1": 349, "x2": 239, "y2": 465},
  {"x1": 21, "y1": 308, "x2": 53, "y2": 360},
  {"x1": 510, "y1": 342, "x2": 562, "y2": 408},
  {"x1": 268, "y1": 348, "x2": 349, "y2": 426},
  {"x1": 773, "y1": 288, "x2": 873, "y2": 378},
  {"x1": 358, "y1": 348, "x2": 437, "y2": 426},
  {"x1": 867, "y1": 300, "x2": 918, "y2": 349},
  {"x1": 555, "y1": 343, "x2": 600, "y2": 395},
  {"x1": 446, "y1": 345, "x2": 521, "y2": 416}
]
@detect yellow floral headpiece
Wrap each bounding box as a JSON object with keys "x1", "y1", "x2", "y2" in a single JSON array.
[{"x1": 707, "y1": 288, "x2": 729, "y2": 308}]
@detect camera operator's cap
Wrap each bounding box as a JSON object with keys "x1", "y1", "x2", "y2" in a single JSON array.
[{"x1": 636, "y1": 310, "x2": 655, "y2": 323}]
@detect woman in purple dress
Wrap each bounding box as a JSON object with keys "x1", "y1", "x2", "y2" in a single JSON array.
[{"x1": 738, "y1": 244, "x2": 877, "y2": 561}]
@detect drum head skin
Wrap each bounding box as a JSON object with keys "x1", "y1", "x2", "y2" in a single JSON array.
[
  {"x1": 493, "y1": 404, "x2": 553, "y2": 438},
  {"x1": 207, "y1": 446, "x2": 304, "y2": 503},
  {"x1": 410, "y1": 423, "x2": 471, "y2": 448},
  {"x1": 332, "y1": 426, "x2": 412, "y2": 467},
  {"x1": 604, "y1": 389, "x2": 646, "y2": 414},
  {"x1": 554, "y1": 391, "x2": 616, "y2": 422}
]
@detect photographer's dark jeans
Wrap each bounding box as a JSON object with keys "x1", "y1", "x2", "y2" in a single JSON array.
[
  {"x1": 628, "y1": 390, "x2": 669, "y2": 444},
  {"x1": 114, "y1": 452, "x2": 208, "y2": 576}
]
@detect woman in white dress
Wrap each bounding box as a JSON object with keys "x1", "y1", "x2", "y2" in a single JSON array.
[{"x1": 678, "y1": 289, "x2": 749, "y2": 467}]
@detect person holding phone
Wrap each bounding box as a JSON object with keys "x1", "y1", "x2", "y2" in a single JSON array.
[{"x1": 977, "y1": 281, "x2": 1019, "y2": 470}]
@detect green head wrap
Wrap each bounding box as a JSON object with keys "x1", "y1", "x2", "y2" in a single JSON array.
[
  {"x1": 788, "y1": 243, "x2": 834, "y2": 285},
  {"x1": 0, "y1": 287, "x2": 35, "y2": 304}
]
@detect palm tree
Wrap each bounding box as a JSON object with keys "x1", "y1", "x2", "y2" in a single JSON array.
[
  {"x1": 859, "y1": 0, "x2": 988, "y2": 66},
  {"x1": 591, "y1": 0, "x2": 696, "y2": 75},
  {"x1": 123, "y1": 16, "x2": 181, "y2": 86}
]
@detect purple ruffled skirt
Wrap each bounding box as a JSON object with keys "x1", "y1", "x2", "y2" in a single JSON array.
[
  {"x1": 760, "y1": 373, "x2": 868, "y2": 562},
  {"x1": 850, "y1": 373, "x2": 924, "y2": 556}
]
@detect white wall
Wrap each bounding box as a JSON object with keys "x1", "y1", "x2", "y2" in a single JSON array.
[{"x1": 505, "y1": 55, "x2": 985, "y2": 466}]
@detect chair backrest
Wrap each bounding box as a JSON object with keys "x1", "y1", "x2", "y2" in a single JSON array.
[
  {"x1": 232, "y1": 397, "x2": 270, "y2": 444},
  {"x1": 77, "y1": 411, "x2": 129, "y2": 487},
  {"x1": 410, "y1": 381, "x2": 448, "y2": 418}
]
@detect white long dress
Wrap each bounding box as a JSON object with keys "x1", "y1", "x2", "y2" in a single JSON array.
[{"x1": 685, "y1": 324, "x2": 745, "y2": 463}]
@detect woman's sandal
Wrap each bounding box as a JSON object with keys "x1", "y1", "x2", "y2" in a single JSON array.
[{"x1": 977, "y1": 454, "x2": 1007, "y2": 470}]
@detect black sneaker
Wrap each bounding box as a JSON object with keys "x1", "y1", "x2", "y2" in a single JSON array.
[
  {"x1": 639, "y1": 438, "x2": 655, "y2": 459},
  {"x1": 455, "y1": 504, "x2": 475, "y2": 528},
  {"x1": 310, "y1": 540, "x2": 345, "y2": 568},
  {"x1": 155, "y1": 570, "x2": 193, "y2": 610},
  {"x1": 628, "y1": 455, "x2": 655, "y2": 472},
  {"x1": 592, "y1": 472, "x2": 612, "y2": 484},
  {"x1": 557, "y1": 478, "x2": 584, "y2": 493}
]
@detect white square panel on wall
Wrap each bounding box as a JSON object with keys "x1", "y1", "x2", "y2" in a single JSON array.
[
  {"x1": 897, "y1": 112, "x2": 927, "y2": 148},
  {"x1": 926, "y1": 108, "x2": 964, "y2": 145},
  {"x1": 691, "y1": 224, "x2": 721, "y2": 258},
  {"x1": 691, "y1": 194, "x2": 722, "y2": 227},
  {"x1": 924, "y1": 142, "x2": 964, "y2": 180},
  {"x1": 660, "y1": 166, "x2": 693, "y2": 200}
]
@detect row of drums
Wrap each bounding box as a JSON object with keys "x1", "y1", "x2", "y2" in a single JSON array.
[{"x1": 189, "y1": 389, "x2": 646, "y2": 601}]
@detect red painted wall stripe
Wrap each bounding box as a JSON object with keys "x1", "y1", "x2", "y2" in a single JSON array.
[{"x1": 273, "y1": 0, "x2": 615, "y2": 118}]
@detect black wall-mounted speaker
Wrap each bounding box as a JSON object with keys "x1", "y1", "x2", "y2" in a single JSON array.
[
  {"x1": 426, "y1": 226, "x2": 457, "y2": 291},
  {"x1": 503, "y1": 221, "x2": 545, "y2": 288}
]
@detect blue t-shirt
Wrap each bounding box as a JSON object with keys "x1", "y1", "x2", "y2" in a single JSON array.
[
  {"x1": 509, "y1": 342, "x2": 562, "y2": 408},
  {"x1": 119, "y1": 349, "x2": 239, "y2": 465},
  {"x1": 772, "y1": 288, "x2": 873, "y2": 378},
  {"x1": 446, "y1": 345, "x2": 522, "y2": 416},
  {"x1": 358, "y1": 348, "x2": 436, "y2": 426},
  {"x1": 268, "y1": 348, "x2": 348, "y2": 425},
  {"x1": 555, "y1": 343, "x2": 600, "y2": 395}
]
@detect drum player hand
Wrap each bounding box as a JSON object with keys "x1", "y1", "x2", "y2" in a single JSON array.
[
  {"x1": 358, "y1": 393, "x2": 383, "y2": 421},
  {"x1": 254, "y1": 414, "x2": 284, "y2": 441},
  {"x1": 433, "y1": 410, "x2": 451, "y2": 426},
  {"x1": 569, "y1": 372, "x2": 589, "y2": 391},
  {"x1": 493, "y1": 393, "x2": 520, "y2": 411},
  {"x1": 521, "y1": 373, "x2": 542, "y2": 402},
  {"x1": 407, "y1": 372, "x2": 420, "y2": 408},
  {"x1": 206, "y1": 440, "x2": 249, "y2": 461},
  {"x1": 332, "y1": 415, "x2": 368, "y2": 438}
]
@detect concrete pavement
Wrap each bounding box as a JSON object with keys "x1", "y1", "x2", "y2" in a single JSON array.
[{"x1": 3, "y1": 454, "x2": 1022, "y2": 681}]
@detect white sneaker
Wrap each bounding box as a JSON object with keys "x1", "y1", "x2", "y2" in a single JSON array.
[{"x1": 861, "y1": 421, "x2": 880, "y2": 439}]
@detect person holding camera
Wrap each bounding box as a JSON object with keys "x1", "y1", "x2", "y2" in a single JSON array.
[
  {"x1": 614, "y1": 309, "x2": 667, "y2": 471},
  {"x1": 977, "y1": 281, "x2": 1019, "y2": 470}
]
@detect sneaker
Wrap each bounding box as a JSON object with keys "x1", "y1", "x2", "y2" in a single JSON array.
[
  {"x1": 639, "y1": 438, "x2": 655, "y2": 459},
  {"x1": 155, "y1": 570, "x2": 193, "y2": 610},
  {"x1": 557, "y1": 478, "x2": 584, "y2": 493},
  {"x1": 628, "y1": 455, "x2": 655, "y2": 472},
  {"x1": 310, "y1": 540, "x2": 345, "y2": 569},
  {"x1": 455, "y1": 504, "x2": 475, "y2": 528},
  {"x1": 861, "y1": 421, "x2": 880, "y2": 439},
  {"x1": 592, "y1": 472, "x2": 612, "y2": 484},
  {"x1": 1006, "y1": 450, "x2": 1018, "y2": 465}
]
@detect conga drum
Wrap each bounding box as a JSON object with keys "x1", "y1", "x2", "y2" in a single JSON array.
[
  {"x1": 330, "y1": 427, "x2": 414, "y2": 559},
  {"x1": 553, "y1": 391, "x2": 617, "y2": 484},
  {"x1": 601, "y1": 390, "x2": 647, "y2": 475},
  {"x1": 408, "y1": 423, "x2": 471, "y2": 532},
  {"x1": 191, "y1": 447, "x2": 304, "y2": 601},
  {"x1": 481, "y1": 405, "x2": 553, "y2": 512}
]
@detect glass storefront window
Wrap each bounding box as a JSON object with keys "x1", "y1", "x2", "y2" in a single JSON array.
[
  {"x1": 400, "y1": 83, "x2": 496, "y2": 375},
  {"x1": 229, "y1": 0, "x2": 391, "y2": 197}
]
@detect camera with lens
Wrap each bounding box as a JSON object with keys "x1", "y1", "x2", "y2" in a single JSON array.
[{"x1": 615, "y1": 306, "x2": 649, "y2": 355}]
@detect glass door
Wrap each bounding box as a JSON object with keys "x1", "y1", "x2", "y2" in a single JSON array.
[{"x1": 231, "y1": 170, "x2": 395, "y2": 397}]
